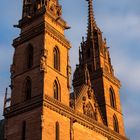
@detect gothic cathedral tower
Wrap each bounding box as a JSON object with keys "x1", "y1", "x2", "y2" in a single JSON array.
[
  {"x1": 73, "y1": 0, "x2": 125, "y2": 136},
  {"x1": 4, "y1": 0, "x2": 71, "y2": 139},
  {"x1": 4, "y1": 0, "x2": 129, "y2": 140}
]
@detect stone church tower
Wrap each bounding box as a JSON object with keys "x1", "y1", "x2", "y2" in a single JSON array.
[{"x1": 3, "y1": 0, "x2": 129, "y2": 140}]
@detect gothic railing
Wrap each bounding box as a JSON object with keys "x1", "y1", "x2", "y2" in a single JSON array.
[{"x1": 4, "y1": 94, "x2": 42, "y2": 116}]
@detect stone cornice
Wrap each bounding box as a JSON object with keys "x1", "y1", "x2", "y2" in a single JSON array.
[
  {"x1": 45, "y1": 11, "x2": 68, "y2": 30},
  {"x1": 45, "y1": 22, "x2": 71, "y2": 49},
  {"x1": 18, "y1": 6, "x2": 46, "y2": 28},
  {"x1": 12, "y1": 65, "x2": 40, "y2": 79},
  {"x1": 4, "y1": 94, "x2": 129, "y2": 140},
  {"x1": 18, "y1": 6, "x2": 67, "y2": 29},
  {"x1": 91, "y1": 68, "x2": 121, "y2": 88},
  {"x1": 13, "y1": 22, "x2": 45, "y2": 47},
  {"x1": 12, "y1": 21, "x2": 71, "y2": 50},
  {"x1": 47, "y1": 65, "x2": 67, "y2": 79},
  {"x1": 4, "y1": 95, "x2": 43, "y2": 118},
  {"x1": 99, "y1": 103, "x2": 123, "y2": 116},
  {"x1": 102, "y1": 70, "x2": 121, "y2": 88}
]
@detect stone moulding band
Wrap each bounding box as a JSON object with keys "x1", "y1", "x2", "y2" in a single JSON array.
[
  {"x1": 44, "y1": 95, "x2": 129, "y2": 140},
  {"x1": 4, "y1": 94, "x2": 129, "y2": 140}
]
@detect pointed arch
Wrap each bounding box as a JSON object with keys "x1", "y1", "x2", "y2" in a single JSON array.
[
  {"x1": 26, "y1": 44, "x2": 34, "y2": 69},
  {"x1": 24, "y1": 77, "x2": 32, "y2": 101},
  {"x1": 109, "y1": 86, "x2": 116, "y2": 109},
  {"x1": 53, "y1": 46, "x2": 60, "y2": 71},
  {"x1": 53, "y1": 79, "x2": 61, "y2": 101},
  {"x1": 113, "y1": 114, "x2": 119, "y2": 133}
]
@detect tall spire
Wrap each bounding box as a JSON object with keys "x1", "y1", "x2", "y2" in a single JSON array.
[{"x1": 86, "y1": 0, "x2": 97, "y2": 39}]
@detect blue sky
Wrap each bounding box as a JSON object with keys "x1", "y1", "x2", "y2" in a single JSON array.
[{"x1": 0, "y1": 0, "x2": 140, "y2": 139}]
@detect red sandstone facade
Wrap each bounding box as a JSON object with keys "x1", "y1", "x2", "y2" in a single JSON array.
[{"x1": 4, "y1": 0, "x2": 129, "y2": 140}]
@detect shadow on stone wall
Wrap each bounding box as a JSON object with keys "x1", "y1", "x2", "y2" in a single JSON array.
[{"x1": 0, "y1": 120, "x2": 4, "y2": 140}]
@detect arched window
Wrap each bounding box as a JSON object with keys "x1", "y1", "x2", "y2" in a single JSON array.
[
  {"x1": 109, "y1": 87, "x2": 116, "y2": 109},
  {"x1": 113, "y1": 115, "x2": 119, "y2": 133},
  {"x1": 55, "y1": 122, "x2": 60, "y2": 140},
  {"x1": 53, "y1": 47, "x2": 60, "y2": 71},
  {"x1": 53, "y1": 80, "x2": 60, "y2": 101},
  {"x1": 25, "y1": 77, "x2": 32, "y2": 101},
  {"x1": 27, "y1": 44, "x2": 33, "y2": 69}
]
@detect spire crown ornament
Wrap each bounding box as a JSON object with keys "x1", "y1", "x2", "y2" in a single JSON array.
[{"x1": 86, "y1": 0, "x2": 97, "y2": 39}]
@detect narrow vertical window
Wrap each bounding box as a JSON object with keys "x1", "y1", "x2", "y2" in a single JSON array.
[
  {"x1": 53, "y1": 80, "x2": 60, "y2": 101},
  {"x1": 27, "y1": 44, "x2": 33, "y2": 69},
  {"x1": 25, "y1": 77, "x2": 32, "y2": 100},
  {"x1": 22, "y1": 121, "x2": 26, "y2": 140},
  {"x1": 109, "y1": 87, "x2": 116, "y2": 109},
  {"x1": 55, "y1": 122, "x2": 60, "y2": 140},
  {"x1": 113, "y1": 115, "x2": 119, "y2": 133},
  {"x1": 53, "y1": 47, "x2": 60, "y2": 71}
]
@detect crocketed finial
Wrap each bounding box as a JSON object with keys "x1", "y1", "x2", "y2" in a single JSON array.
[{"x1": 86, "y1": 0, "x2": 97, "y2": 39}]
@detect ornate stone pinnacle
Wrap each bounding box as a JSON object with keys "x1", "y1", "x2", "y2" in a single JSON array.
[{"x1": 86, "y1": 0, "x2": 97, "y2": 38}]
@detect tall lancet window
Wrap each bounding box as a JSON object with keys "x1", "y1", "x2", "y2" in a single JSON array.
[
  {"x1": 53, "y1": 80, "x2": 60, "y2": 101},
  {"x1": 109, "y1": 87, "x2": 116, "y2": 109},
  {"x1": 27, "y1": 44, "x2": 33, "y2": 69},
  {"x1": 53, "y1": 46, "x2": 60, "y2": 71},
  {"x1": 25, "y1": 77, "x2": 32, "y2": 101},
  {"x1": 113, "y1": 114, "x2": 119, "y2": 133},
  {"x1": 55, "y1": 122, "x2": 60, "y2": 140}
]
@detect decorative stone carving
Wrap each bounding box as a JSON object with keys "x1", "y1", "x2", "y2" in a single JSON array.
[
  {"x1": 83, "y1": 102, "x2": 97, "y2": 120},
  {"x1": 45, "y1": 94, "x2": 48, "y2": 100},
  {"x1": 40, "y1": 49, "x2": 48, "y2": 72},
  {"x1": 37, "y1": 0, "x2": 45, "y2": 7},
  {"x1": 41, "y1": 114, "x2": 45, "y2": 129},
  {"x1": 56, "y1": 5, "x2": 62, "y2": 17},
  {"x1": 67, "y1": 55, "x2": 71, "y2": 89},
  {"x1": 48, "y1": 0, "x2": 62, "y2": 18},
  {"x1": 83, "y1": 103, "x2": 87, "y2": 115},
  {"x1": 50, "y1": 3, "x2": 55, "y2": 13},
  {"x1": 87, "y1": 88, "x2": 93, "y2": 99},
  {"x1": 70, "y1": 99, "x2": 75, "y2": 109},
  {"x1": 67, "y1": 65, "x2": 71, "y2": 88},
  {"x1": 82, "y1": 96, "x2": 86, "y2": 102},
  {"x1": 84, "y1": 64, "x2": 91, "y2": 86},
  {"x1": 40, "y1": 56, "x2": 46, "y2": 72},
  {"x1": 70, "y1": 119, "x2": 76, "y2": 140},
  {"x1": 94, "y1": 103, "x2": 98, "y2": 121},
  {"x1": 23, "y1": 0, "x2": 46, "y2": 18}
]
